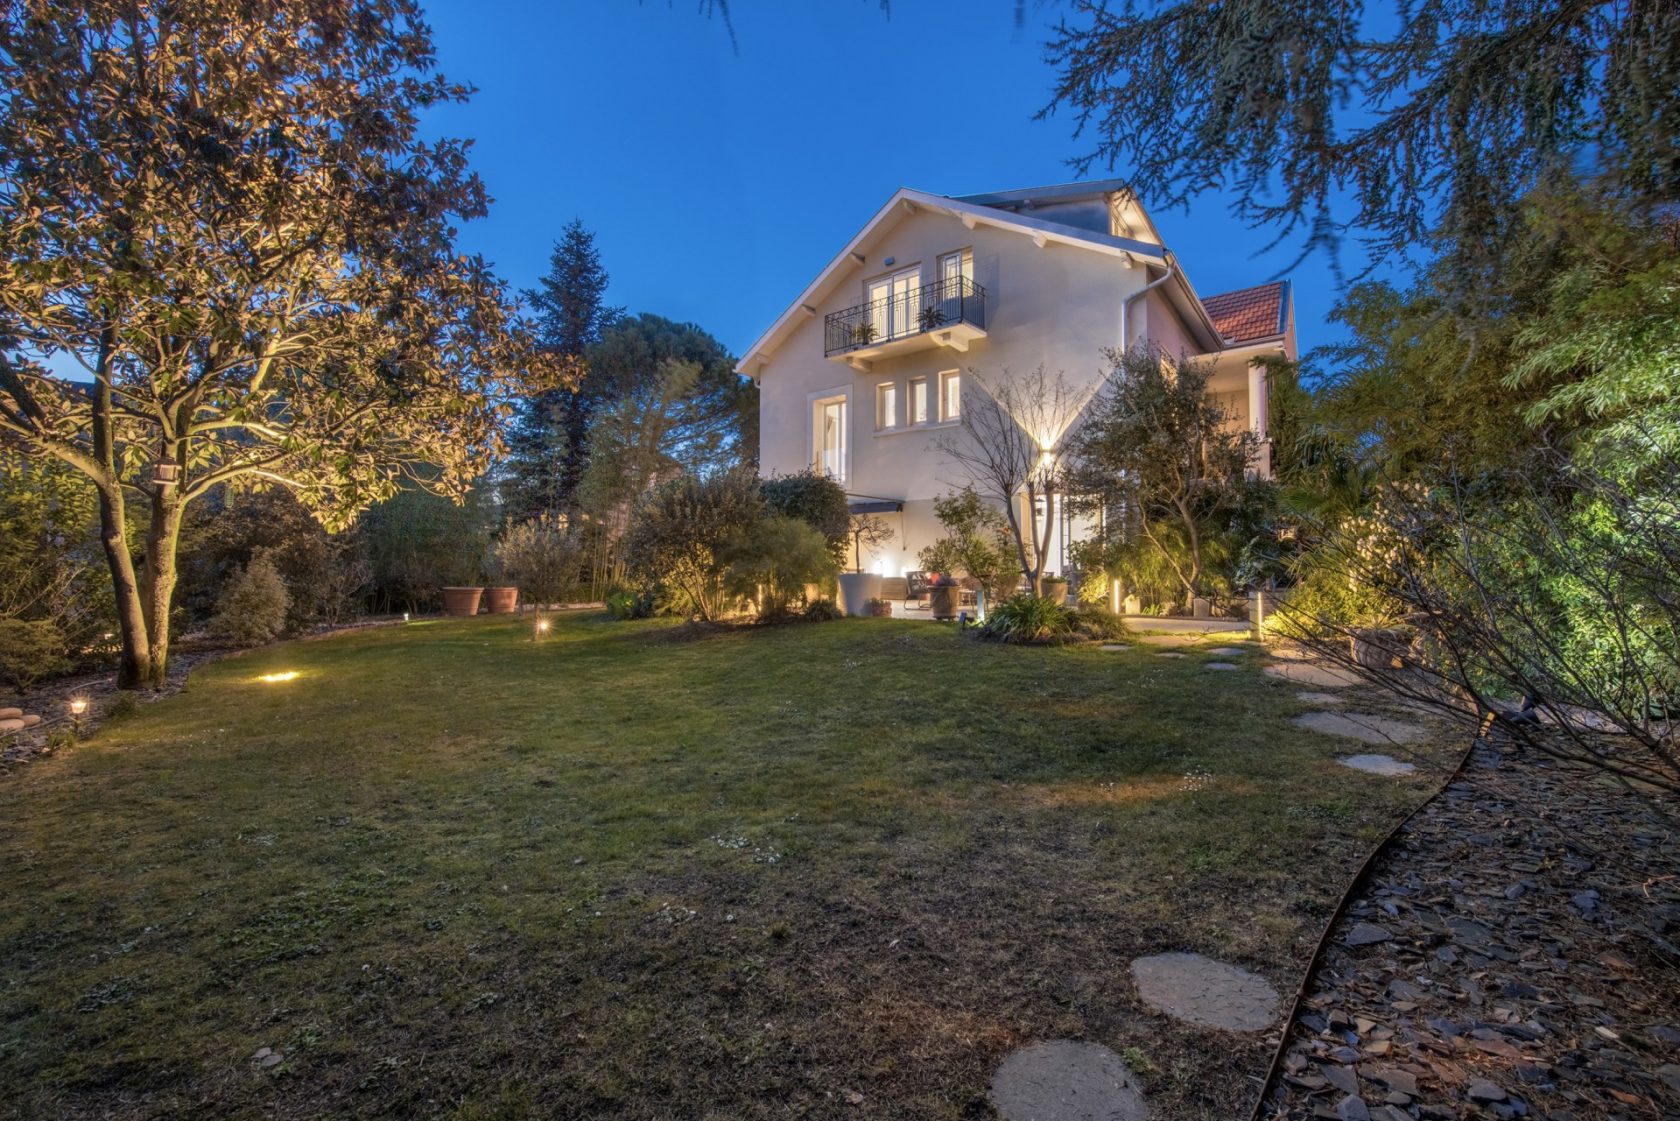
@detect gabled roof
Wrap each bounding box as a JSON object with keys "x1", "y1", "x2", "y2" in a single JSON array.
[
  {"x1": 735, "y1": 185, "x2": 1167, "y2": 374},
  {"x1": 1200, "y1": 281, "x2": 1291, "y2": 345}
]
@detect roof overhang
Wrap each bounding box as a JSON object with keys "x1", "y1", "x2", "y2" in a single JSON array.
[{"x1": 735, "y1": 187, "x2": 1167, "y2": 374}]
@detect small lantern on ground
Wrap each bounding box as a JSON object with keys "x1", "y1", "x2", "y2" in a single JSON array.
[{"x1": 68, "y1": 696, "x2": 88, "y2": 733}]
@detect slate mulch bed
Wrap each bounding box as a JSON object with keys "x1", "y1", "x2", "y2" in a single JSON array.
[{"x1": 1261, "y1": 733, "x2": 1680, "y2": 1121}]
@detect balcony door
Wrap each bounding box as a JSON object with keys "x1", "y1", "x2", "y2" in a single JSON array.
[
  {"x1": 866, "y1": 266, "x2": 920, "y2": 342},
  {"x1": 936, "y1": 250, "x2": 971, "y2": 324}
]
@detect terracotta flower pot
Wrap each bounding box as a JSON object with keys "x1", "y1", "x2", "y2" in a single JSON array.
[
  {"x1": 442, "y1": 586, "x2": 484, "y2": 617},
  {"x1": 484, "y1": 586, "x2": 519, "y2": 615}
]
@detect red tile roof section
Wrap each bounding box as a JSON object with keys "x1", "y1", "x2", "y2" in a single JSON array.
[{"x1": 1200, "y1": 281, "x2": 1287, "y2": 344}]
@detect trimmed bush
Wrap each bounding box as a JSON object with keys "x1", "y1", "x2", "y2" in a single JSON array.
[
  {"x1": 0, "y1": 618, "x2": 72, "y2": 691},
  {"x1": 722, "y1": 515, "x2": 838, "y2": 620},
  {"x1": 979, "y1": 594, "x2": 1077, "y2": 644},
  {"x1": 761, "y1": 471, "x2": 850, "y2": 562},
  {"x1": 622, "y1": 469, "x2": 765, "y2": 621},
  {"x1": 209, "y1": 553, "x2": 291, "y2": 648},
  {"x1": 494, "y1": 515, "x2": 582, "y2": 605},
  {"x1": 802, "y1": 598, "x2": 844, "y2": 622}
]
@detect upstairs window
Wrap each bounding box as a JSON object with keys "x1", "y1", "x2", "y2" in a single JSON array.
[
  {"x1": 876, "y1": 381, "x2": 899, "y2": 430},
  {"x1": 939, "y1": 370, "x2": 962, "y2": 421},
  {"x1": 909, "y1": 377, "x2": 929, "y2": 425}
]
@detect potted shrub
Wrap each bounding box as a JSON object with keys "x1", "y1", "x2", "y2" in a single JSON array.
[
  {"x1": 917, "y1": 305, "x2": 947, "y2": 332},
  {"x1": 1040, "y1": 575, "x2": 1069, "y2": 604},
  {"x1": 851, "y1": 321, "x2": 879, "y2": 347},
  {"x1": 484, "y1": 585, "x2": 519, "y2": 614},
  {"x1": 1350, "y1": 625, "x2": 1413, "y2": 669},
  {"x1": 441, "y1": 586, "x2": 484, "y2": 617},
  {"x1": 865, "y1": 597, "x2": 892, "y2": 618}
]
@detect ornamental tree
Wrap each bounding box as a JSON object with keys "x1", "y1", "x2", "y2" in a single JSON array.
[{"x1": 0, "y1": 0, "x2": 559, "y2": 688}]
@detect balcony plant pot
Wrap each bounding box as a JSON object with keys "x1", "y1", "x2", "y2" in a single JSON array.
[
  {"x1": 442, "y1": 586, "x2": 484, "y2": 617},
  {"x1": 484, "y1": 586, "x2": 519, "y2": 615},
  {"x1": 837, "y1": 572, "x2": 883, "y2": 618},
  {"x1": 929, "y1": 576, "x2": 962, "y2": 621},
  {"x1": 1350, "y1": 626, "x2": 1410, "y2": 670}
]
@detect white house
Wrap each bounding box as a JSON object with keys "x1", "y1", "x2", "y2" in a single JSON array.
[{"x1": 737, "y1": 179, "x2": 1296, "y2": 587}]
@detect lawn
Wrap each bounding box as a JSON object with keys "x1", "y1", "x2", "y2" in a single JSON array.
[{"x1": 0, "y1": 613, "x2": 1452, "y2": 1120}]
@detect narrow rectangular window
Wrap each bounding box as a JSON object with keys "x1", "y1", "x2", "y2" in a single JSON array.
[
  {"x1": 876, "y1": 381, "x2": 899, "y2": 430},
  {"x1": 813, "y1": 395, "x2": 847, "y2": 483},
  {"x1": 909, "y1": 377, "x2": 929, "y2": 425},
  {"x1": 939, "y1": 370, "x2": 961, "y2": 421}
]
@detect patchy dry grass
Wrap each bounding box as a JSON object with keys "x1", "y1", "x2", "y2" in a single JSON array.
[{"x1": 0, "y1": 615, "x2": 1457, "y2": 1120}]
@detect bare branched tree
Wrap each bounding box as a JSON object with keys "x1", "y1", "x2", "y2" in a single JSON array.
[
  {"x1": 936, "y1": 367, "x2": 1086, "y2": 595},
  {"x1": 1279, "y1": 446, "x2": 1680, "y2": 801}
]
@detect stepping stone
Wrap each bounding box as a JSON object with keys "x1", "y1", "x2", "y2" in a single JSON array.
[
  {"x1": 0, "y1": 718, "x2": 23, "y2": 733},
  {"x1": 1099, "y1": 644, "x2": 1130, "y2": 652},
  {"x1": 1297, "y1": 691, "x2": 1346, "y2": 705},
  {"x1": 1155, "y1": 651, "x2": 1187, "y2": 659},
  {"x1": 1205, "y1": 647, "x2": 1248, "y2": 656},
  {"x1": 1264, "y1": 661, "x2": 1362, "y2": 687},
  {"x1": 0, "y1": 707, "x2": 20, "y2": 719},
  {"x1": 1293, "y1": 711, "x2": 1427, "y2": 745},
  {"x1": 1204, "y1": 662, "x2": 1240, "y2": 671},
  {"x1": 990, "y1": 1040, "x2": 1149, "y2": 1121},
  {"x1": 1339, "y1": 754, "x2": 1417, "y2": 776},
  {"x1": 1130, "y1": 952, "x2": 1280, "y2": 1032}
]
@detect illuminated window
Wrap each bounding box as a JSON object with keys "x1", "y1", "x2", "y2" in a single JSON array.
[
  {"x1": 813, "y1": 394, "x2": 848, "y2": 483},
  {"x1": 909, "y1": 377, "x2": 929, "y2": 425},
  {"x1": 876, "y1": 381, "x2": 899, "y2": 429},
  {"x1": 939, "y1": 370, "x2": 961, "y2": 421}
]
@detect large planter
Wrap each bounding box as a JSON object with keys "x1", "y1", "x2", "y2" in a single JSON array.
[
  {"x1": 836, "y1": 572, "x2": 883, "y2": 618},
  {"x1": 1041, "y1": 580, "x2": 1069, "y2": 605},
  {"x1": 484, "y1": 586, "x2": 519, "y2": 615},
  {"x1": 442, "y1": 586, "x2": 484, "y2": 617},
  {"x1": 1350, "y1": 627, "x2": 1409, "y2": 670}
]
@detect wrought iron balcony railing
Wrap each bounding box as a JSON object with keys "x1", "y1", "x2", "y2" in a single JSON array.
[{"x1": 824, "y1": 275, "x2": 988, "y2": 357}]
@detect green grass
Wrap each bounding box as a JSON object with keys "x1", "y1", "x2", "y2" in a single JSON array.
[{"x1": 0, "y1": 614, "x2": 1453, "y2": 1120}]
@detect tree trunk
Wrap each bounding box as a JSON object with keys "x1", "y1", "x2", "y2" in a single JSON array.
[
  {"x1": 89, "y1": 370, "x2": 155, "y2": 690},
  {"x1": 138, "y1": 490, "x2": 185, "y2": 689}
]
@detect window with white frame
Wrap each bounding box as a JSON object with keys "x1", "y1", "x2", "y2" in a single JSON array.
[
  {"x1": 876, "y1": 381, "x2": 899, "y2": 430},
  {"x1": 909, "y1": 376, "x2": 929, "y2": 425},
  {"x1": 812, "y1": 393, "x2": 848, "y2": 482},
  {"x1": 939, "y1": 370, "x2": 961, "y2": 421}
]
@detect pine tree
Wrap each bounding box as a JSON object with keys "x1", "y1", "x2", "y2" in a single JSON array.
[{"x1": 505, "y1": 220, "x2": 619, "y2": 521}]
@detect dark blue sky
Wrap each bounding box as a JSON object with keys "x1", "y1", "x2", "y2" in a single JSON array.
[{"x1": 422, "y1": 1, "x2": 1370, "y2": 359}]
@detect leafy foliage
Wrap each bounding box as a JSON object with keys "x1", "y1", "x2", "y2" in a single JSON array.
[
  {"x1": 760, "y1": 471, "x2": 850, "y2": 562},
  {"x1": 0, "y1": 1, "x2": 558, "y2": 687},
  {"x1": 620, "y1": 469, "x2": 765, "y2": 621},
  {"x1": 1046, "y1": 0, "x2": 1680, "y2": 298},
  {"x1": 0, "y1": 618, "x2": 71, "y2": 691},
  {"x1": 358, "y1": 487, "x2": 496, "y2": 613},
  {"x1": 0, "y1": 450, "x2": 114, "y2": 664},
  {"x1": 979, "y1": 594, "x2": 1077, "y2": 644},
  {"x1": 722, "y1": 515, "x2": 838, "y2": 621},
  {"x1": 492, "y1": 515, "x2": 584, "y2": 606},
  {"x1": 918, "y1": 489, "x2": 1021, "y2": 608},
  {"x1": 209, "y1": 553, "x2": 290, "y2": 649}
]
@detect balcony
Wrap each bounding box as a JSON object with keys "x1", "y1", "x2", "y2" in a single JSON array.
[{"x1": 824, "y1": 275, "x2": 988, "y2": 369}]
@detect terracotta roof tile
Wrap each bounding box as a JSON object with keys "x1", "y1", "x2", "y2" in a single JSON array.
[{"x1": 1201, "y1": 281, "x2": 1287, "y2": 344}]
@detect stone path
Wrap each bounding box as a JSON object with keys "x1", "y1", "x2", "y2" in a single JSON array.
[
  {"x1": 1137, "y1": 633, "x2": 1200, "y2": 647},
  {"x1": 1260, "y1": 739, "x2": 1680, "y2": 1121},
  {"x1": 1297, "y1": 691, "x2": 1347, "y2": 706},
  {"x1": 1293, "y1": 712, "x2": 1427, "y2": 746},
  {"x1": 1338, "y1": 754, "x2": 1417, "y2": 776},
  {"x1": 1205, "y1": 662, "x2": 1240, "y2": 671},
  {"x1": 1131, "y1": 952, "x2": 1281, "y2": 1032},
  {"x1": 990, "y1": 1040, "x2": 1150, "y2": 1121},
  {"x1": 1265, "y1": 661, "x2": 1363, "y2": 688},
  {"x1": 1155, "y1": 651, "x2": 1187, "y2": 659}
]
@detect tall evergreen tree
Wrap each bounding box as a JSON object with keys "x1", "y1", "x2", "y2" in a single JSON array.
[{"x1": 505, "y1": 220, "x2": 618, "y2": 520}]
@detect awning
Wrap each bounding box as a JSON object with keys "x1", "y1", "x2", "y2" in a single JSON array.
[{"x1": 847, "y1": 499, "x2": 903, "y2": 514}]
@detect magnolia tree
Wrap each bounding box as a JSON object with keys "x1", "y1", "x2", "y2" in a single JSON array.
[{"x1": 0, "y1": 1, "x2": 557, "y2": 688}]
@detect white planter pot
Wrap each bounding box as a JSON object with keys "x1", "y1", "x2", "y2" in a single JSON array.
[{"x1": 836, "y1": 572, "x2": 884, "y2": 617}]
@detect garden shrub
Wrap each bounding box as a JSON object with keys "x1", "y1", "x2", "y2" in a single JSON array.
[
  {"x1": 0, "y1": 451, "x2": 115, "y2": 666},
  {"x1": 209, "y1": 553, "x2": 291, "y2": 647},
  {"x1": 622, "y1": 468, "x2": 765, "y2": 621},
  {"x1": 802, "y1": 598, "x2": 844, "y2": 622},
  {"x1": 358, "y1": 485, "x2": 495, "y2": 613},
  {"x1": 493, "y1": 514, "x2": 583, "y2": 605},
  {"x1": 1071, "y1": 605, "x2": 1131, "y2": 641},
  {"x1": 760, "y1": 471, "x2": 850, "y2": 562},
  {"x1": 605, "y1": 588, "x2": 655, "y2": 620},
  {"x1": 918, "y1": 489, "x2": 1021, "y2": 606},
  {"x1": 0, "y1": 618, "x2": 72, "y2": 691},
  {"x1": 721, "y1": 515, "x2": 838, "y2": 620},
  {"x1": 979, "y1": 594, "x2": 1077, "y2": 644}
]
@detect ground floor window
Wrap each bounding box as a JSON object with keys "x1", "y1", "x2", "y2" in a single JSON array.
[
  {"x1": 939, "y1": 370, "x2": 961, "y2": 421},
  {"x1": 813, "y1": 393, "x2": 848, "y2": 483}
]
